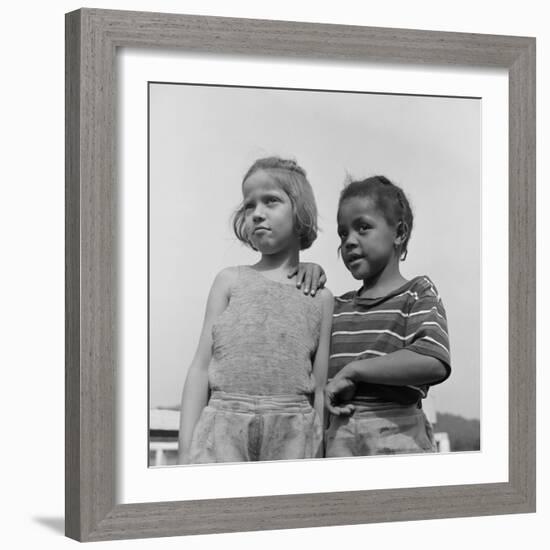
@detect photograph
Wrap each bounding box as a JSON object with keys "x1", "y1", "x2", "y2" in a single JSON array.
[
  {"x1": 3, "y1": 0, "x2": 542, "y2": 547},
  {"x1": 148, "y1": 82, "x2": 481, "y2": 467}
]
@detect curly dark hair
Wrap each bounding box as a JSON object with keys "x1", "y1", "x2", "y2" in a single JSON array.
[{"x1": 338, "y1": 175, "x2": 413, "y2": 260}]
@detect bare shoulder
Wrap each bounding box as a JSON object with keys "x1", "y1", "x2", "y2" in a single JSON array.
[
  {"x1": 210, "y1": 266, "x2": 240, "y2": 295},
  {"x1": 317, "y1": 287, "x2": 334, "y2": 309},
  {"x1": 213, "y1": 266, "x2": 239, "y2": 284}
]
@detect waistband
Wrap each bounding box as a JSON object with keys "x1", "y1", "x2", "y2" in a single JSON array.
[
  {"x1": 209, "y1": 391, "x2": 313, "y2": 413},
  {"x1": 343, "y1": 402, "x2": 423, "y2": 418}
]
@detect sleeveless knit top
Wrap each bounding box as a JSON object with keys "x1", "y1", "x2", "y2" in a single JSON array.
[{"x1": 209, "y1": 266, "x2": 323, "y2": 395}]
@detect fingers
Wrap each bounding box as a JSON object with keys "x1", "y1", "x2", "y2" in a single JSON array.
[
  {"x1": 313, "y1": 265, "x2": 326, "y2": 292},
  {"x1": 302, "y1": 268, "x2": 313, "y2": 295},
  {"x1": 325, "y1": 376, "x2": 356, "y2": 417},
  {"x1": 324, "y1": 388, "x2": 338, "y2": 415},
  {"x1": 326, "y1": 403, "x2": 341, "y2": 416},
  {"x1": 287, "y1": 265, "x2": 299, "y2": 279},
  {"x1": 336, "y1": 404, "x2": 356, "y2": 416},
  {"x1": 325, "y1": 398, "x2": 342, "y2": 416},
  {"x1": 289, "y1": 263, "x2": 324, "y2": 295},
  {"x1": 308, "y1": 265, "x2": 320, "y2": 296},
  {"x1": 295, "y1": 265, "x2": 313, "y2": 295},
  {"x1": 325, "y1": 385, "x2": 356, "y2": 417},
  {"x1": 309, "y1": 265, "x2": 327, "y2": 295},
  {"x1": 326, "y1": 402, "x2": 355, "y2": 416},
  {"x1": 292, "y1": 265, "x2": 305, "y2": 289}
]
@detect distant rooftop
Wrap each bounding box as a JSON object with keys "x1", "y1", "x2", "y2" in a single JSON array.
[{"x1": 150, "y1": 408, "x2": 180, "y2": 431}]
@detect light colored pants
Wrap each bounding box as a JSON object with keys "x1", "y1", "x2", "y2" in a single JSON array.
[
  {"x1": 187, "y1": 391, "x2": 322, "y2": 464},
  {"x1": 325, "y1": 404, "x2": 436, "y2": 457}
]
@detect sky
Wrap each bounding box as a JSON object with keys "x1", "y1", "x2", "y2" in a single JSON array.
[{"x1": 149, "y1": 82, "x2": 481, "y2": 420}]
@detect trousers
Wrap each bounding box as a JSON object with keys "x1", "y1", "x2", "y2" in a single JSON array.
[
  {"x1": 187, "y1": 391, "x2": 322, "y2": 463},
  {"x1": 325, "y1": 404, "x2": 436, "y2": 457}
]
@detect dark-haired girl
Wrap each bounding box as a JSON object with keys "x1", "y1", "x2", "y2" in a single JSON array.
[{"x1": 325, "y1": 176, "x2": 451, "y2": 457}]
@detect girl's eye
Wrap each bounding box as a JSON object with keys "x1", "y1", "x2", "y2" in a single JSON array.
[
  {"x1": 359, "y1": 224, "x2": 370, "y2": 232},
  {"x1": 338, "y1": 231, "x2": 348, "y2": 240}
]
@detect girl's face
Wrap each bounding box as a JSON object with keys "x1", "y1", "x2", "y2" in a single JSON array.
[
  {"x1": 242, "y1": 169, "x2": 298, "y2": 254},
  {"x1": 337, "y1": 196, "x2": 399, "y2": 281}
]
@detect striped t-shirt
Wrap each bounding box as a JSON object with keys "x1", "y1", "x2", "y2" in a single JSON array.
[{"x1": 329, "y1": 276, "x2": 451, "y2": 407}]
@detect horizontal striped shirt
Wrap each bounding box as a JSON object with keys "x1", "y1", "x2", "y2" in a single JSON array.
[{"x1": 330, "y1": 276, "x2": 451, "y2": 407}]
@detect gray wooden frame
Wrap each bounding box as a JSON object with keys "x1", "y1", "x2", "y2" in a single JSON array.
[{"x1": 65, "y1": 8, "x2": 536, "y2": 542}]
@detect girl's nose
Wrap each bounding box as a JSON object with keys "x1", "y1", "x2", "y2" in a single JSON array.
[
  {"x1": 344, "y1": 233, "x2": 358, "y2": 248},
  {"x1": 252, "y1": 205, "x2": 265, "y2": 221}
]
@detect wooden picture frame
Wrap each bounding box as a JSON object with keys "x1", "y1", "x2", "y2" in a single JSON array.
[{"x1": 65, "y1": 8, "x2": 536, "y2": 542}]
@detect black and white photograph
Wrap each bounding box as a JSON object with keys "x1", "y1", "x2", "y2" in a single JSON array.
[
  {"x1": 5, "y1": 0, "x2": 543, "y2": 547},
  {"x1": 148, "y1": 82, "x2": 481, "y2": 467}
]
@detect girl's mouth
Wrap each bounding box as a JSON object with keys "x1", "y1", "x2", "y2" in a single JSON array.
[{"x1": 346, "y1": 255, "x2": 364, "y2": 266}]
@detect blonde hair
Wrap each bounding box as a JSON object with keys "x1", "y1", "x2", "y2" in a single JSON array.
[{"x1": 232, "y1": 157, "x2": 318, "y2": 250}]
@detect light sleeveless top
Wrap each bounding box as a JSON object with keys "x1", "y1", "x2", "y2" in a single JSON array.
[{"x1": 209, "y1": 266, "x2": 323, "y2": 395}]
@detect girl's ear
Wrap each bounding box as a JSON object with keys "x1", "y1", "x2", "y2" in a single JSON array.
[
  {"x1": 394, "y1": 221, "x2": 408, "y2": 246},
  {"x1": 394, "y1": 221, "x2": 409, "y2": 261}
]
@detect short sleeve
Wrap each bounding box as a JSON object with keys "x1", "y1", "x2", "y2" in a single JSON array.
[{"x1": 405, "y1": 278, "x2": 451, "y2": 385}]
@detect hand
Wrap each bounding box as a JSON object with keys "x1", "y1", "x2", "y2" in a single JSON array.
[
  {"x1": 325, "y1": 376, "x2": 357, "y2": 416},
  {"x1": 288, "y1": 262, "x2": 327, "y2": 295}
]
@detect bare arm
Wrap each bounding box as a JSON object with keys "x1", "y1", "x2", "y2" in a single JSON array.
[
  {"x1": 177, "y1": 268, "x2": 235, "y2": 463},
  {"x1": 337, "y1": 350, "x2": 448, "y2": 387},
  {"x1": 325, "y1": 351, "x2": 447, "y2": 416},
  {"x1": 311, "y1": 288, "x2": 333, "y2": 452}
]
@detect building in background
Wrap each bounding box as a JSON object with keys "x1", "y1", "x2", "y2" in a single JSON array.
[{"x1": 149, "y1": 408, "x2": 179, "y2": 466}]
